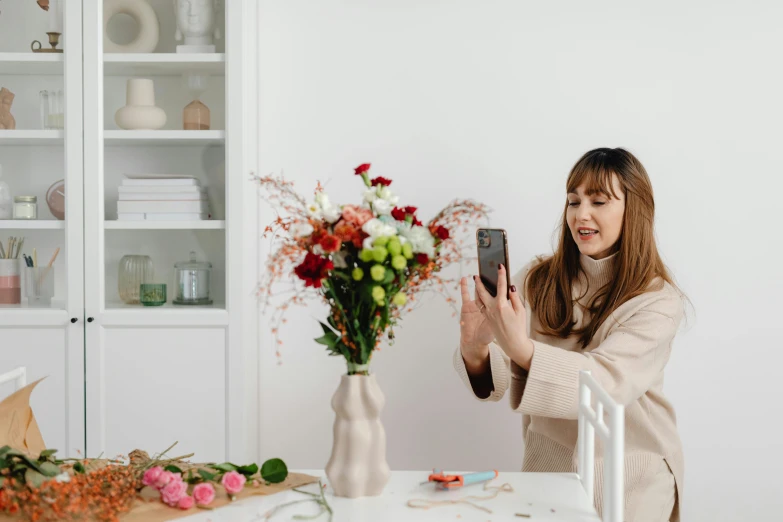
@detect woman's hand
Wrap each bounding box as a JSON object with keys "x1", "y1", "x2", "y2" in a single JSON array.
[
  {"x1": 473, "y1": 264, "x2": 535, "y2": 370},
  {"x1": 459, "y1": 276, "x2": 495, "y2": 369}
]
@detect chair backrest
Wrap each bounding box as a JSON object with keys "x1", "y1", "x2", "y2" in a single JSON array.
[
  {"x1": 577, "y1": 369, "x2": 624, "y2": 522},
  {"x1": 0, "y1": 366, "x2": 27, "y2": 393}
]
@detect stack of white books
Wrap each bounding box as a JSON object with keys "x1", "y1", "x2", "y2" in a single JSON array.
[{"x1": 117, "y1": 175, "x2": 210, "y2": 221}]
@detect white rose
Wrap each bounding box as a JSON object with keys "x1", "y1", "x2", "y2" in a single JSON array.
[
  {"x1": 322, "y1": 205, "x2": 342, "y2": 224},
  {"x1": 312, "y1": 244, "x2": 325, "y2": 255},
  {"x1": 290, "y1": 222, "x2": 314, "y2": 237},
  {"x1": 376, "y1": 186, "x2": 399, "y2": 205},
  {"x1": 363, "y1": 189, "x2": 377, "y2": 203},
  {"x1": 402, "y1": 226, "x2": 435, "y2": 256},
  {"x1": 372, "y1": 199, "x2": 393, "y2": 215},
  {"x1": 363, "y1": 236, "x2": 375, "y2": 251},
  {"x1": 314, "y1": 192, "x2": 330, "y2": 208},
  {"x1": 362, "y1": 218, "x2": 386, "y2": 237},
  {"x1": 54, "y1": 472, "x2": 71, "y2": 483}
]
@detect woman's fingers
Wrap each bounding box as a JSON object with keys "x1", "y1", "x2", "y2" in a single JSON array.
[
  {"x1": 460, "y1": 277, "x2": 472, "y2": 305},
  {"x1": 474, "y1": 274, "x2": 492, "y2": 308},
  {"x1": 496, "y1": 264, "x2": 507, "y2": 302}
]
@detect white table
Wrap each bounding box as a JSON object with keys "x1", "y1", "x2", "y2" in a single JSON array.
[{"x1": 178, "y1": 470, "x2": 601, "y2": 522}]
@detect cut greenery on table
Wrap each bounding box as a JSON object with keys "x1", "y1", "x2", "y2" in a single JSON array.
[{"x1": 0, "y1": 442, "x2": 289, "y2": 521}]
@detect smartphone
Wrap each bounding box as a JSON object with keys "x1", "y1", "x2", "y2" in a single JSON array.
[{"x1": 476, "y1": 228, "x2": 511, "y2": 300}]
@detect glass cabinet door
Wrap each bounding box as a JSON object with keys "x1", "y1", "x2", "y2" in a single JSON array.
[{"x1": 0, "y1": 0, "x2": 85, "y2": 458}]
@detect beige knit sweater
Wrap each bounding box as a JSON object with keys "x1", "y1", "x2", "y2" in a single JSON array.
[{"x1": 454, "y1": 252, "x2": 685, "y2": 521}]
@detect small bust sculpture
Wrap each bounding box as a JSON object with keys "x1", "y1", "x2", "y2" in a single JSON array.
[
  {"x1": 174, "y1": 0, "x2": 221, "y2": 53},
  {"x1": 0, "y1": 88, "x2": 16, "y2": 130}
]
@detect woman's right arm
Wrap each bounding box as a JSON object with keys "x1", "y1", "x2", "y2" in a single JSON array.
[{"x1": 453, "y1": 341, "x2": 511, "y2": 401}]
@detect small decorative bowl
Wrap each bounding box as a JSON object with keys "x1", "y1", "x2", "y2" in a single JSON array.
[{"x1": 140, "y1": 283, "x2": 166, "y2": 306}]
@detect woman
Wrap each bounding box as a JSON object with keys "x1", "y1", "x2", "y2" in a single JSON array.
[{"x1": 455, "y1": 148, "x2": 687, "y2": 522}]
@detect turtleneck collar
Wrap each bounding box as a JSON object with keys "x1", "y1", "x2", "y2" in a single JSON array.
[{"x1": 580, "y1": 251, "x2": 617, "y2": 289}]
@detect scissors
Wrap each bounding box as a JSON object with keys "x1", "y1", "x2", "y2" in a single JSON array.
[{"x1": 421, "y1": 469, "x2": 499, "y2": 489}]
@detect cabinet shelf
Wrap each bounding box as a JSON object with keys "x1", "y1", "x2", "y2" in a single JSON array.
[
  {"x1": 102, "y1": 301, "x2": 228, "y2": 327},
  {"x1": 0, "y1": 220, "x2": 66, "y2": 230},
  {"x1": 0, "y1": 53, "x2": 64, "y2": 75},
  {"x1": 103, "y1": 53, "x2": 225, "y2": 76},
  {"x1": 0, "y1": 130, "x2": 64, "y2": 145},
  {"x1": 0, "y1": 301, "x2": 68, "y2": 327},
  {"x1": 103, "y1": 130, "x2": 225, "y2": 146},
  {"x1": 104, "y1": 220, "x2": 225, "y2": 230}
]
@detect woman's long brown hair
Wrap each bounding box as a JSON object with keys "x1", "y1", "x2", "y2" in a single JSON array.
[{"x1": 524, "y1": 147, "x2": 684, "y2": 348}]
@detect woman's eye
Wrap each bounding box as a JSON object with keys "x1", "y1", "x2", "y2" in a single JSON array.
[
  {"x1": 568, "y1": 201, "x2": 579, "y2": 207},
  {"x1": 593, "y1": 201, "x2": 606, "y2": 206}
]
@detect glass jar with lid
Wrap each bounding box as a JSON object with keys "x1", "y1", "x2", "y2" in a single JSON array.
[
  {"x1": 173, "y1": 251, "x2": 212, "y2": 305},
  {"x1": 13, "y1": 196, "x2": 37, "y2": 220}
]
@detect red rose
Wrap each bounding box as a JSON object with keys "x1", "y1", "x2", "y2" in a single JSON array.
[
  {"x1": 391, "y1": 207, "x2": 407, "y2": 221},
  {"x1": 416, "y1": 253, "x2": 429, "y2": 265},
  {"x1": 354, "y1": 163, "x2": 371, "y2": 175},
  {"x1": 294, "y1": 252, "x2": 334, "y2": 288},
  {"x1": 391, "y1": 206, "x2": 422, "y2": 226},
  {"x1": 319, "y1": 234, "x2": 341, "y2": 253},
  {"x1": 370, "y1": 176, "x2": 392, "y2": 187},
  {"x1": 435, "y1": 225, "x2": 450, "y2": 240}
]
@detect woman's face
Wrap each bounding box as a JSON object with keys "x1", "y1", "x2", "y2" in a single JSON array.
[{"x1": 566, "y1": 173, "x2": 625, "y2": 260}]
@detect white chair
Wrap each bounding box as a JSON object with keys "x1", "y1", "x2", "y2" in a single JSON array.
[
  {"x1": 0, "y1": 366, "x2": 27, "y2": 392},
  {"x1": 577, "y1": 369, "x2": 625, "y2": 522}
]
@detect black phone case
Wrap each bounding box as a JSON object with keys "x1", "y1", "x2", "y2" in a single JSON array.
[{"x1": 476, "y1": 228, "x2": 510, "y2": 300}]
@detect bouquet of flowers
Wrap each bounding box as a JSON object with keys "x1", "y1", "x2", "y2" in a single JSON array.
[{"x1": 256, "y1": 163, "x2": 490, "y2": 374}]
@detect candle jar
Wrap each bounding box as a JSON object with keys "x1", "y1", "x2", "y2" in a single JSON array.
[
  {"x1": 13, "y1": 196, "x2": 38, "y2": 220},
  {"x1": 173, "y1": 251, "x2": 212, "y2": 305}
]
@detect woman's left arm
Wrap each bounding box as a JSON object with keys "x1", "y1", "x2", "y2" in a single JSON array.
[{"x1": 475, "y1": 265, "x2": 684, "y2": 420}]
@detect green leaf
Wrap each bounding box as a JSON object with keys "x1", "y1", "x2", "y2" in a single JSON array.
[
  {"x1": 212, "y1": 462, "x2": 237, "y2": 472},
  {"x1": 0, "y1": 458, "x2": 8, "y2": 470},
  {"x1": 0, "y1": 447, "x2": 22, "y2": 458},
  {"x1": 25, "y1": 468, "x2": 46, "y2": 488},
  {"x1": 165, "y1": 465, "x2": 183, "y2": 474},
  {"x1": 237, "y1": 463, "x2": 258, "y2": 476},
  {"x1": 39, "y1": 462, "x2": 61, "y2": 477},
  {"x1": 0, "y1": 476, "x2": 4, "y2": 487},
  {"x1": 198, "y1": 469, "x2": 216, "y2": 482},
  {"x1": 39, "y1": 449, "x2": 58, "y2": 459},
  {"x1": 0, "y1": 445, "x2": 12, "y2": 458},
  {"x1": 260, "y1": 458, "x2": 288, "y2": 484},
  {"x1": 73, "y1": 462, "x2": 85, "y2": 474},
  {"x1": 327, "y1": 315, "x2": 338, "y2": 330}
]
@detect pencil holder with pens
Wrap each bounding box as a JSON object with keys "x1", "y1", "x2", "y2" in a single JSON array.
[
  {"x1": 24, "y1": 267, "x2": 54, "y2": 307},
  {"x1": 0, "y1": 258, "x2": 21, "y2": 305}
]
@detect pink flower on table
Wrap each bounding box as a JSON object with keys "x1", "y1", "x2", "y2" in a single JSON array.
[
  {"x1": 221, "y1": 471, "x2": 246, "y2": 496},
  {"x1": 142, "y1": 466, "x2": 163, "y2": 488},
  {"x1": 177, "y1": 495, "x2": 194, "y2": 510},
  {"x1": 153, "y1": 470, "x2": 177, "y2": 490},
  {"x1": 193, "y1": 482, "x2": 216, "y2": 506},
  {"x1": 160, "y1": 475, "x2": 188, "y2": 507}
]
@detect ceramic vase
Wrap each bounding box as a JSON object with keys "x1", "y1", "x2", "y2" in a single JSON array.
[
  {"x1": 325, "y1": 373, "x2": 391, "y2": 498},
  {"x1": 115, "y1": 79, "x2": 166, "y2": 130}
]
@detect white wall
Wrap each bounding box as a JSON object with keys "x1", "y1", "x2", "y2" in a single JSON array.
[{"x1": 256, "y1": 1, "x2": 782, "y2": 520}]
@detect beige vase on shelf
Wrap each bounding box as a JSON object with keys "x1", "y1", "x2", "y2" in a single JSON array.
[
  {"x1": 325, "y1": 373, "x2": 391, "y2": 498},
  {"x1": 115, "y1": 79, "x2": 166, "y2": 130}
]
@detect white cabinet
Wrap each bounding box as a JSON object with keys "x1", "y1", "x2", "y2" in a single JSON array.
[{"x1": 0, "y1": 0, "x2": 257, "y2": 463}]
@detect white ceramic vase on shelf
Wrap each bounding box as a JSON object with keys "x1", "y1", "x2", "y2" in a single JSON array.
[
  {"x1": 115, "y1": 79, "x2": 166, "y2": 130},
  {"x1": 325, "y1": 373, "x2": 391, "y2": 498}
]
